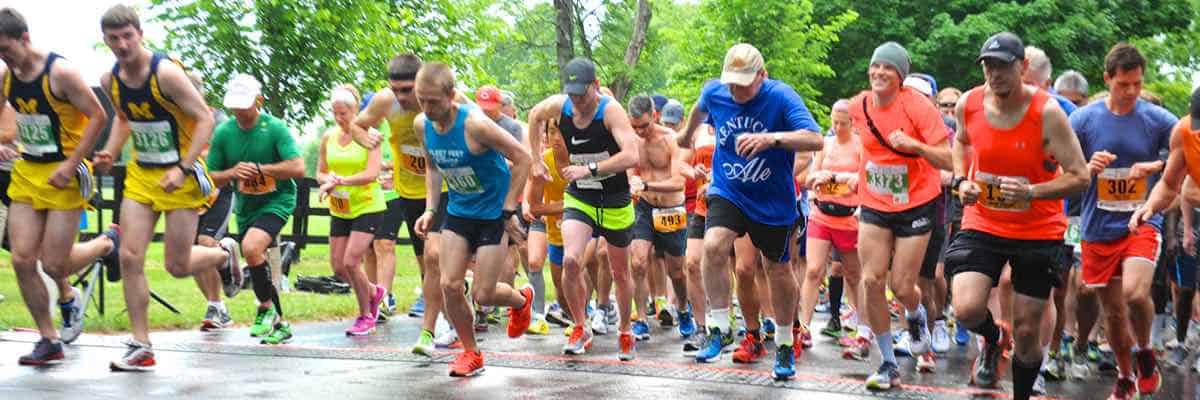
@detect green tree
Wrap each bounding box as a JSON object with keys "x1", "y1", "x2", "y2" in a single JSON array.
[{"x1": 151, "y1": 0, "x2": 498, "y2": 129}]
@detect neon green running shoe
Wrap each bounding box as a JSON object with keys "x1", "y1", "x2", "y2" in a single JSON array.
[
  {"x1": 412, "y1": 329, "x2": 435, "y2": 356},
  {"x1": 250, "y1": 307, "x2": 277, "y2": 337},
  {"x1": 261, "y1": 321, "x2": 293, "y2": 345}
]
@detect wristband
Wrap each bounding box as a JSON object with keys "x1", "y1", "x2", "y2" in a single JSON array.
[
  {"x1": 502, "y1": 209, "x2": 517, "y2": 221},
  {"x1": 256, "y1": 163, "x2": 263, "y2": 176},
  {"x1": 176, "y1": 163, "x2": 190, "y2": 175},
  {"x1": 424, "y1": 208, "x2": 435, "y2": 215}
]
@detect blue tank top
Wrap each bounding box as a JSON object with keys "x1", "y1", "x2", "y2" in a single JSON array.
[{"x1": 424, "y1": 105, "x2": 511, "y2": 220}]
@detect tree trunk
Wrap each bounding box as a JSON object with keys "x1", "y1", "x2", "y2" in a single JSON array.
[
  {"x1": 610, "y1": 0, "x2": 651, "y2": 102},
  {"x1": 553, "y1": 0, "x2": 576, "y2": 90},
  {"x1": 573, "y1": 0, "x2": 594, "y2": 62}
]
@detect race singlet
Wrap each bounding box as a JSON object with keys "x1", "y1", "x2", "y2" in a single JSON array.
[
  {"x1": 865, "y1": 162, "x2": 909, "y2": 205},
  {"x1": 15, "y1": 113, "x2": 57, "y2": 157},
  {"x1": 442, "y1": 166, "x2": 484, "y2": 194},
  {"x1": 329, "y1": 190, "x2": 351, "y2": 214},
  {"x1": 568, "y1": 151, "x2": 613, "y2": 190},
  {"x1": 652, "y1": 206, "x2": 687, "y2": 233},
  {"x1": 399, "y1": 144, "x2": 427, "y2": 176},
  {"x1": 238, "y1": 174, "x2": 277, "y2": 195},
  {"x1": 129, "y1": 120, "x2": 179, "y2": 164},
  {"x1": 975, "y1": 171, "x2": 1031, "y2": 211},
  {"x1": 1096, "y1": 168, "x2": 1147, "y2": 212}
]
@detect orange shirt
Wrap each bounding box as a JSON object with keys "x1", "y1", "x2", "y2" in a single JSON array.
[
  {"x1": 1180, "y1": 116, "x2": 1200, "y2": 185},
  {"x1": 961, "y1": 87, "x2": 1066, "y2": 240},
  {"x1": 850, "y1": 88, "x2": 947, "y2": 212},
  {"x1": 691, "y1": 143, "x2": 715, "y2": 217},
  {"x1": 810, "y1": 134, "x2": 861, "y2": 231}
]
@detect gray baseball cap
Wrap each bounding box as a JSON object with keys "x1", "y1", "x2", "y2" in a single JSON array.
[
  {"x1": 661, "y1": 100, "x2": 684, "y2": 125},
  {"x1": 563, "y1": 58, "x2": 596, "y2": 96}
]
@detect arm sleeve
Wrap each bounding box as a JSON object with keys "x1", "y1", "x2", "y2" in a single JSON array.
[
  {"x1": 273, "y1": 119, "x2": 302, "y2": 160},
  {"x1": 781, "y1": 86, "x2": 820, "y2": 134}
]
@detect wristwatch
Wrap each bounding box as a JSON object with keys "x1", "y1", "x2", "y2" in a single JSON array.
[
  {"x1": 588, "y1": 162, "x2": 598, "y2": 177},
  {"x1": 950, "y1": 176, "x2": 969, "y2": 196}
]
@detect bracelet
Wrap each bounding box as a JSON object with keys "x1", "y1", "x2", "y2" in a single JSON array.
[
  {"x1": 176, "y1": 163, "x2": 190, "y2": 174},
  {"x1": 424, "y1": 208, "x2": 435, "y2": 214},
  {"x1": 502, "y1": 209, "x2": 517, "y2": 220}
]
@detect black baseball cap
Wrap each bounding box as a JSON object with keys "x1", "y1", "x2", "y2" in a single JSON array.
[
  {"x1": 977, "y1": 32, "x2": 1025, "y2": 64},
  {"x1": 563, "y1": 58, "x2": 596, "y2": 96},
  {"x1": 1191, "y1": 85, "x2": 1200, "y2": 130}
]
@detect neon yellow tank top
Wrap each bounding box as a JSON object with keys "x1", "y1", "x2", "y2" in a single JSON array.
[{"x1": 325, "y1": 130, "x2": 386, "y2": 219}]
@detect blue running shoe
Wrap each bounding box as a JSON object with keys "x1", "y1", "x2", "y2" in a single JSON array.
[
  {"x1": 408, "y1": 295, "x2": 425, "y2": 318},
  {"x1": 773, "y1": 345, "x2": 796, "y2": 380},
  {"x1": 762, "y1": 318, "x2": 777, "y2": 342},
  {"x1": 632, "y1": 320, "x2": 651, "y2": 341},
  {"x1": 696, "y1": 327, "x2": 724, "y2": 363},
  {"x1": 678, "y1": 310, "x2": 696, "y2": 338},
  {"x1": 955, "y1": 324, "x2": 970, "y2": 346}
]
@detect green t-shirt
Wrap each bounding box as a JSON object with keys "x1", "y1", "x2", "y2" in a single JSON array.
[{"x1": 208, "y1": 113, "x2": 301, "y2": 228}]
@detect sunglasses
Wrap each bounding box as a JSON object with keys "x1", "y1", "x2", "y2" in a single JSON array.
[{"x1": 939, "y1": 102, "x2": 956, "y2": 108}]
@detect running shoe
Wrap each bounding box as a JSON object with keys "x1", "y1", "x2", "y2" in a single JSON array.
[
  {"x1": 678, "y1": 310, "x2": 696, "y2": 338},
  {"x1": 763, "y1": 317, "x2": 777, "y2": 342},
  {"x1": 109, "y1": 338, "x2": 155, "y2": 371},
  {"x1": 604, "y1": 303, "x2": 618, "y2": 326},
  {"x1": 1069, "y1": 350, "x2": 1091, "y2": 380},
  {"x1": 408, "y1": 294, "x2": 425, "y2": 318},
  {"x1": 866, "y1": 361, "x2": 901, "y2": 391},
  {"x1": 1032, "y1": 374, "x2": 1047, "y2": 397},
  {"x1": 955, "y1": 323, "x2": 970, "y2": 346},
  {"x1": 385, "y1": 292, "x2": 397, "y2": 315},
  {"x1": 916, "y1": 351, "x2": 936, "y2": 373},
  {"x1": 1087, "y1": 341, "x2": 1102, "y2": 362},
  {"x1": 486, "y1": 306, "x2": 503, "y2": 324},
  {"x1": 1097, "y1": 348, "x2": 1117, "y2": 371},
  {"x1": 841, "y1": 309, "x2": 859, "y2": 332},
  {"x1": 907, "y1": 309, "x2": 931, "y2": 356},
  {"x1": 1108, "y1": 376, "x2": 1135, "y2": 400},
  {"x1": 619, "y1": 331, "x2": 636, "y2": 361},
  {"x1": 1165, "y1": 346, "x2": 1189, "y2": 370},
  {"x1": 412, "y1": 329, "x2": 434, "y2": 356},
  {"x1": 368, "y1": 285, "x2": 386, "y2": 321},
  {"x1": 506, "y1": 285, "x2": 534, "y2": 338},
  {"x1": 563, "y1": 324, "x2": 593, "y2": 355},
  {"x1": 821, "y1": 318, "x2": 843, "y2": 339},
  {"x1": 732, "y1": 332, "x2": 767, "y2": 363},
  {"x1": 683, "y1": 330, "x2": 705, "y2": 356},
  {"x1": 971, "y1": 324, "x2": 1010, "y2": 388},
  {"x1": 1135, "y1": 349, "x2": 1161, "y2": 395},
  {"x1": 346, "y1": 315, "x2": 376, "y2": 336},
  {"x1": 931, "y1": 320, "x2": 950, "y2": 354},
  {"x1": 591, "y1": 310, "x2": 609, "y2": 336},
  {"x1": 474, "y1": 309, "x2": 489, "y2": 333},
  {"x1": 18, "y1": 338, "x2": 64, "y2": 366},
  {"x1": 797, "y1": 326, "x2": 813, "y2": 349},
  {"x1": 545, "y1": 304, "x2": 571, "y2": 327},
  {"x1": 838, "y1": 334, "x2": 859, "y2": 348},
  {"x1": 58, "y1": 288, "x2": 85, "y2": 344},
  {"x1": 261, "y1": 321, "x2": 294, "y2": 345},
  {"x1": 657, "y1": 300, "x2": 675, "y2": 328},
  {"x1": 99, "y1": 226, "x2": 121, "y2": 271},
  {"x1": 696, "y1": 326, "x2": 726, "y2": 363},
  {"x1": 200, "y1": 303, "x2": 233, "y2": 331},
  {"x1": 1042, "y1": 352, "x2": 1065, "y2": 381},
  {"x1": 449, "y1": 351, "x2": 484, "y2": 377},
  {"x1": 250, "y1": 307, "x2": 277, "y2": 337},
  {"x1": 632, "y1": 320, "x2": 651, "y2": 341},
  {"x1": 773, "y1": 345, "x2": 796, "y2": 380},
  {"x1": 894, "y1": 331, "x2": 913, "y2": 357},
  {"x1": 527, "y1": 314, "x2": 551, "y2": 335},
  {"x1": 435, "y1": 327, "x2": 461, "y2": 349},
  {"x1": 218, "y1": 237, "x2": 243, "y2": 298},
  {"x1": 843, "y1": 336, "x2": 871, "y2": 361}
]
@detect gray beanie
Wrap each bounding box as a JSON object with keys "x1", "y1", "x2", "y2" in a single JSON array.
[{"x1": 871, "y1": 42, "x2": 911, "y2": 79}]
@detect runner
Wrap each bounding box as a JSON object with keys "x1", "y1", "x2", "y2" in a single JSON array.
[
  {"x1": 525, "y1": 114, "x2": 571, "y2": 332},
  {"x1": 411, "y1": 63, "x2": 533, "y2": 377},
  {"x1": 680, "y1": 124, "x2": 714, "y2": 355},
  {"x1": 627, "y1": 94, "x2": 693, "y2": 342},
  {"x1": 1054, "y1": 71, "x2": 1090, "y2": 108},
  {"x1": 945, "y1": 32, "x2": 1088, "y2": 400},
  {"x1": 348, "y1": 54, "x2": 450, "y2": 355},
  {"x1": 1168, "y1": 174, "x2": 1200, "y2": 372},
  {"x1": 188, "y1": 72, "x2": 238, "y2": 332},
  {"x1": 94, "y1": 5, "x2": 241, "y2": 371},
  {"x1": 847, "y1": 41, "x2": 954, "y2": 389},
  {"x1": 675, "y1": 44, "x2": 823, "y2": 379},
  {"x1": 798, "y1": 99, "x2": 864, "y2": 359},
  {"x1": 476, "y1": 84, "x2": 532, "y2": 320},
  {"x1": 318, "y1": 84, "x2": 387, "y2": 336},
  {"x1": 1074, "y1": 43, "x2": 1175, "y2": 399},
  {"x1": 527, "y1": 57, "x2": 641, "y2": 360},
  {"x1": 0, "y1": 7, "x2": 119, "y2": 365}
]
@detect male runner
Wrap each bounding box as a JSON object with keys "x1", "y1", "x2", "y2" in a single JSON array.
[
  {"x1": 1074, "y1": 43, "x2": 1175, "y2": 399},
  {"x1": 412, "y1": 63, "x2": 533, "y2": 377},
  {"x1": 680, "y1": 124, "x2": 714, "y2": 355},
  {"x1": 349, "y1": 54, "x2": 450, "y2": 355},
  {"x1": 675, "y1": 43, "x2": 823, "y2": 379},
  {"x1": 526, "y1": 116, "x2": 571, "y2": 331},
  {"x1": 527, "y1": 57, "x2": 640, "y2": 360},
  {"x1": 847, "y1": 41, "x2": 952, "y2": 390},
  {"x1": 627, "y1": 95, "x2": 692, "y2": 341},
  {"x1": 0, "y1": 7, "x2": 119, "y2": 365},
  {"x1": 94, "y1": 5, "x2": 240, "y2": 371},
  {"x1": 946, "y1": 32, "x2": 1088, "y2": 400}
]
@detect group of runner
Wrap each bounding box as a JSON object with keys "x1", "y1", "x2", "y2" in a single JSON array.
[{"x1": 4, "y1": 4, "x2": 1200, "y2": 399}]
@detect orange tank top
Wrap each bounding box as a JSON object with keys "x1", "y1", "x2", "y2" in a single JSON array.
[
  {"x1": 691, "y1": 143, "x2": 715, "y2": 217},
  {"x1": 1179, "y1": 117, "x2": 1200, "y2": 184},
  {"x1": 961, "y1": 87, "x2": 1065, "y2": 240}
]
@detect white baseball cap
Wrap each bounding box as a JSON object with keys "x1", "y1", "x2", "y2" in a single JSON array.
[
  {"x1": 223, "y1": 73, "x2": 262, "y2": 109},
  {"x1": 720, "y1": 43, "x2": 764, "y2": 86}
]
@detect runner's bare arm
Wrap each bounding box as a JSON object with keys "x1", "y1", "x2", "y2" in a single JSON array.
[
  {"x1": 951, "y1": 91, "x2": 980, "y2": 203},
  {"x1": 527, "y1": 97, "x2": 564, "y2": 180},
  {"x1": 599, "y1": 101, "x2": 640, "y2": 174},
  {"x1": 677, "y1": 102, "x2": 707, "y2": 149},
  {"x1": 526, "y1": 176, "x2": 563, "y2": 218},
  {"x1": 94, "y1": 73, "x2": 131, "y2": 170},
  {"x1": 52, "y1": 61, "x2": 109, "y2": 166},
  {"x1": 1032, "y1": 99, "x2": 1089, "y2": 199},
  {"x1": 350, "y1": 89, "x2": 392, "y2": 148},
  {"x1": 805, "y1": 146, "x2": 828, "y2": 188},
  {"x1": 335, "y1": 143, "x2": 382, "y2": 186},
  {"x1": 470, "y1": 113, "x2": 531, "y2": 211},
  {"x1": 156, "y1": 61, "x2": 213, "y2": 167},
  {"x1": 794, "y1": 150, "x2": 814, "y2": 188},
  {"x1": 1141, "y1": 126, "x2": 1188, "y2": 215},
  {"x1": 0, "y1": 102, "x2": 15, "y2": 144},
  {"x1": 414, "y1": 113, "x2": 443, "y2": 237}
]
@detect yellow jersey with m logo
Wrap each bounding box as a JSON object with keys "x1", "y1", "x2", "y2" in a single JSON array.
[
  {"x1": 110, "y1": 53, "x2": 196, "y2": 168},
  {"x1": 2, "y1": 53, "x2": 87, "y2": 163}
]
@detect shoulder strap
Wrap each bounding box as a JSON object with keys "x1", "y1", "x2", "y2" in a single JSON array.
[{"x1": 862, "y1": 96, "x2": 918, "y2": 158}]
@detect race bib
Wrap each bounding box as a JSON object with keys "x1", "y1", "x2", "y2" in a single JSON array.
[
  {"x1": 652, "y1": 206, "x2": 687, "y2": 233},
  {"x1": 15, "y1": 113, "x2": 57, "y2": 157},
  {"x1": 329, "y1": 190, "x2": 351, "y2": 214},
  {"x1": 442, "y1": 166, "x2": 484, "y2": 194},
  {"x1": 1097, "y1": 168, "x2": 1147, "y2": 212},
  {"x1": 569, "y1": 152, "x2": 613, "y2": 190},
  {"x1": 974, "y1": 172, "x2": 1031, "y2": 211},
  {"x1": 865, "y1": 162, "x2": 909, "y2": 205},
  {"x1": 238, "y1": 174, "x2": 277, "y2": 195},
  {"x1": 129, "y1": 120, "x2": 179, "y2": 164},
  {"x1": 1065, "y1": 216, "x2": 1082, "y2": 247},
  {"x1": 399, "y1": 145, "x2": 427, "y2": 176},
  {"x1": 816, "y1": 181, "x2": 852, "y2": 197}
]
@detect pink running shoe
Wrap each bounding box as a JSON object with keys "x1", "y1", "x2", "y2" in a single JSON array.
[{"x1": 346, "y1": 315, "x2": 377, "y2": 336}]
